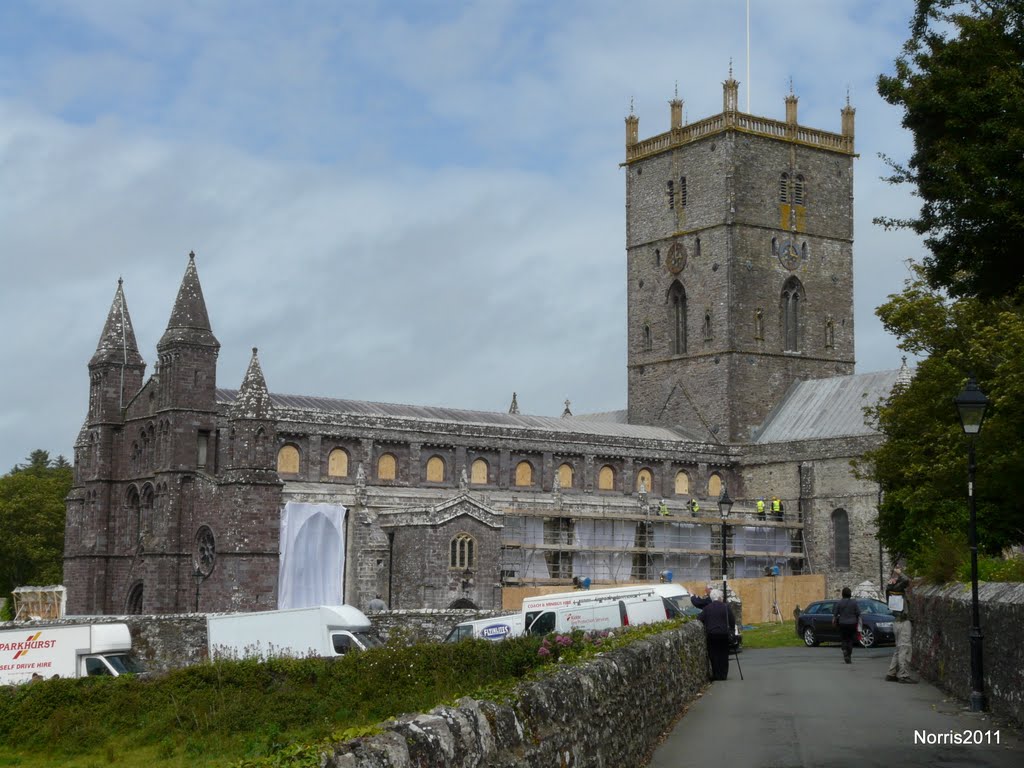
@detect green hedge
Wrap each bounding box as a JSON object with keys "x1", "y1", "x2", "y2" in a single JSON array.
[{"x1": 0, "y1": 621, "x2": 683, "y2": 768}]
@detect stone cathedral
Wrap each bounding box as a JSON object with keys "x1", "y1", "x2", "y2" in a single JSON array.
[{"x1": 64, "y1": 76, "x2": 904, "y2": 617}]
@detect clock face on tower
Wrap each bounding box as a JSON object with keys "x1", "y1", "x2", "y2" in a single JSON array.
[
  {"x1": 778, "y1": 239, "x2": 800, "y2": 270},
  {"x1": 666, "y1": 241, "x2": 687, "y2": 274}
]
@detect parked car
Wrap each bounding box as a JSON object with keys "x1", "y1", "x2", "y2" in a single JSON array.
[{"x1": 796, "y1": 599, "x2": 895, "y2": 648}]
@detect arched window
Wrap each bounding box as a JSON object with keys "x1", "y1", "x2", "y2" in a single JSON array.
[
  {"x1": 703, "y1": 311, "x2": 712, "y2": 341},
  {"x1": 833, "y1": 509, "x2": 850, "y2": 569},
  {"x1": 426, "y1": 455, "x2": 446, "y2": 482},
  {"x1": 636, "y1": 468, "x2": 653, "y2": 493},
  {"x1": 781, "y1": 277, "x2": 804, "y2": 352},
  {"x1": 655, "y1": 248, "x2": 661, "y2": 267},
  {"x1": 668, "y1": 281, "x2": 687, "y2": 355},
  {"x1": 801, "y1": 241, "x2": 808, "y2": 260},
  {"x1": 514, "y1": 461, "x2": 533, "y2": 487},
  {"x1": 771, "y1": 236, "x2": 778, "y2": 256},
  {"x1": 450, "y1": 533, "x2": 475, "y2": 569},
  {"x1": 754, "y1": 308, "x2": 765, "y2": 340},
  {"x1": 779, "y1": 172, "x2": 790, "y2": 203},
  {"x1": 598, "y1": 465, "x2": 615, "y2": 491},
  {"x1": 825, "y1": 317, "x2": 835, "y2": 348},
  {"x1": 794, "y1": 174, "x2": 805, "y2": 205},
  {"x1": 377, "y1": 453, "x2": 397, "y2": 481},
  {"x1": 126, "y1": 582, "x2": 144, "y2": 615},
  {"x1": 694, "y1": 237, "x2": 701, "y2": 258},
  {"x1": 327, "y1": 448, "x2": 349, "y2": 478},
  {"x1": 679, "y1": 176, "x2": 687, "y2": 207},
  {"x1": 277, "y1": 445, "x2": 300, "y2": 474},
  {"x1": 667, "y1": 179, "x2": 675, "y2": 209},
  {"x1": 557, "y1": 463, "x2": 574, "y2": 489},
  {"x1": 125, "y1": 486, "x2": 141, "y2": 545},
  {"x1": 674, "y1": 471, "x2": 690, "y2": 495},
  {"x1": 140, "y1": 484, "x2": 154, "y2": 543},
  {"x1": 707, "y1": 473, "x2": 722, "y2": 498},
  {"x1": 642, "y1": 324, "x2": 652, "y2": 352},
  {"x1": 470, "y1": 458, "x2": 488, "y2": 485}
]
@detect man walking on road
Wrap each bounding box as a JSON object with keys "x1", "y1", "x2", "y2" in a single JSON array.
[
  {"x1": 885, "y1": 566, "x2": 917, "y2": 683},
  {"x1": 832, "y1": 586, "x2": 861, "y2": 664}
]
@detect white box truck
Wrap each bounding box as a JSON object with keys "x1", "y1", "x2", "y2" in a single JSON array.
[
  {"x1": 0, "y1": 623, "x2": 141, "y2": 685},
  {"x1": 207, "y1": 605, "x2": 384, "y2": 660},
  {"x1": 443, "y1": 614, "x2": 527, "y2": 643}
]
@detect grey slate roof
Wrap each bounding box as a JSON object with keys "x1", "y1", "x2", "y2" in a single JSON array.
[
  {"x1": 753, "y1": 369, "x2": 903, "y2": 443},
  {"x1": 215, "y1": 390, "x2": 690, "y2": 442}
]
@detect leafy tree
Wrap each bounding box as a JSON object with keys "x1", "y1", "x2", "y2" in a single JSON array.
[
  {"x1": 876, "y1": 0, "x2": 1024, "y2": 301},
  {"x1": 855, "y1": 268, "x2": 1024, "y2": 566},
  {"x1": 0, "y1": 450, "x2": 71, "y2": 593}
]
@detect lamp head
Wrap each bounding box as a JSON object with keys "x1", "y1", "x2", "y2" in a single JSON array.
[
  {"x1": 717, "y1": 486, "x2": 734, "y2": 518},
  {"x1": 954, "y1": 375, "x2": 989, "y2": 436}
]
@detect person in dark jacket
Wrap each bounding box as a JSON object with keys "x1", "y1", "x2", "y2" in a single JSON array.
[
  {"x1": 698, "y1": 589, "x2": 736, "y2": 681},
  {"x1": 832, "y1": 587, "x2": 861, "y2": 664},
  {"x1": 690, "y1": 582, "x2": 714, "y2": 609}
]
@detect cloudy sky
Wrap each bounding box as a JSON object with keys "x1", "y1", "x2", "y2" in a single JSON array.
[{"x1": 0, "y1": 0, "x2": 927, "y2": 472}]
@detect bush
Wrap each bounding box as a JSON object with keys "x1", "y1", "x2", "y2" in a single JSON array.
[{"x1": 956, "y1": 554, "x2": 1024, "y2": 583}]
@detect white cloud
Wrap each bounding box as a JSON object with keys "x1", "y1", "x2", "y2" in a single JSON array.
[{"x1": 0, "y1": 0, "x2": 925, "y2": 470}]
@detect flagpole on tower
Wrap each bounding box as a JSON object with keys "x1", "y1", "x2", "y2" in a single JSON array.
[{"x1": 746, "y1": 0, "x2": 751, "y2": 113}]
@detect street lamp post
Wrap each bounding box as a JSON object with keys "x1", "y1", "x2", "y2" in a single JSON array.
[
  {"x1": 718, "y1": 487, "x2": 734, "y2": 600},
  {"x1": 954, "y1": 375, "x2": 989, "y2": 713}
]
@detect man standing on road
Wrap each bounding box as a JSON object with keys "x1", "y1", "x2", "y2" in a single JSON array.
[
  {"x1": 698, "y1": 589, "x2": 736, "y2": 681},
  {"x1": 885, "y1": 566, "x2": 917, "y2": 683}
]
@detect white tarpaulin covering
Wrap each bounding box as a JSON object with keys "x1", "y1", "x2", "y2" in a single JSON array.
[{"x1": 278, "y1": 502, "x2": 346, "y2": 609}]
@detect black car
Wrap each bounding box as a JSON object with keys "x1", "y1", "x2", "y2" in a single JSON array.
[{"x1": 796, "y1": 598, "x2": 895, "y2": 648}]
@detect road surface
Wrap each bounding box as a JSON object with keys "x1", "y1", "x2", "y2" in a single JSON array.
[{"x1": 648, "y1": 645, "x2": 1022, "y2": 767}]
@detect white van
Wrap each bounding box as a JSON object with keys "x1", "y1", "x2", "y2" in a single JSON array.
[
  {"x1": 521, "y1": 583, "x2": 690, "y2": 621},
  {"x1": 443, "y1": 614, "x2": 526, "y2": 643},
  {"x1": 523, "y1": 586, "x2": 681, "y2": 636},
  {"x1": 0, "y1": 623, "x2": 142, "y2": 684},
  {"x1": 207, "y1": 605, "x2": 384, "y2": 660}
]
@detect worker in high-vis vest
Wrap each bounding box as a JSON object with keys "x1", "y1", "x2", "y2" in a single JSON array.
[
  {"x1": 771, "y1": 497, "x2": 782, "y2": 518},
  {"x1": 689, "y1": 498, "x2": 700, "y2": 515},
  {"x1": 756, "y1": 498, "x2": 766, "y2": 518},
  {"x1": 658, "y1": 499, "x2": 670, "y2": 516}
]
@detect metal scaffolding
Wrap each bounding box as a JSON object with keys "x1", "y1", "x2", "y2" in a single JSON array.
[{"x1": 500, "y1": 500, "x2": 804, "y2": 587}]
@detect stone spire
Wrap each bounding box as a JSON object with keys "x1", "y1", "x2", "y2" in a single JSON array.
[
  {"x1": 158, "y1": 251, "x2": 219, "y2": 351},
  {"x1": 508, "y1": 392, "x2": 520, "y2": 415},
  {"x1": 231, "y1": 347, "x2": 273, "y2": 420},
  {"x1": 894, "y1": 356, "x2": 914, "y2": 392},
  {"x1": 90, "y1": 278, "x2": 144, "y2": 368}
]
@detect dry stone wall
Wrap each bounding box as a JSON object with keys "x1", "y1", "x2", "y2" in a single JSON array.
[
  {"x1": 324, "y1": 621, "x2": 707, "y2": 768},
  {"x1": 911, "y1": 583, "x2": 1024, "y2": 727}
]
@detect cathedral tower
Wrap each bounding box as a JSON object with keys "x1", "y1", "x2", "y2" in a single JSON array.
[{"x1": 624, "y1": 76, "x2": 857, "y2": 442}]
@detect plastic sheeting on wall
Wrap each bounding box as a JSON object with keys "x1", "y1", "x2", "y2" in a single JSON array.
[{"x1": 278, "y1": 501, "x2": 346, "y2": 609}]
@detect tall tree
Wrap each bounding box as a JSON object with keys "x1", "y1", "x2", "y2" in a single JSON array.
[
  {"x1": 0, "y1": 451, "x2": 71, "y2": 593},
  {"x1": 877, "y1": 0, "x2": 1024, "y2": 301},
  {"x1": 855, "y1": 268, "x2": 1024, "y2": 563}
]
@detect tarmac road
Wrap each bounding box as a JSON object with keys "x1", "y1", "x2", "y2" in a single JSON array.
[{"x1": 647, "y1": 645, "x2": 1023, "y2": 767}]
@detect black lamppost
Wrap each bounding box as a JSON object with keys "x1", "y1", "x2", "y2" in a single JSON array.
[
  {"x1": 718, "y1": 487, "x2": 734, "y2": 600},
  {"x1": 954, "y1": 375, "x2": 989, "y2": 713}
]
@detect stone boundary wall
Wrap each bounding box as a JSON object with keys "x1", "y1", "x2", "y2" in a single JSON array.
[
  {"x1": 911, "y1": 583, "x2": 1024, "y2": 727},
  {"x1": 324, "y1": 621, "x2": 707, "y2": 768}
]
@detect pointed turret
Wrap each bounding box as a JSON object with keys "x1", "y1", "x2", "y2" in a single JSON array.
[
  {"x1": 508, "y1": 392, "x2": 520, "y2": 415},
  {"x1": 90, "y1": 278, "x2": 144, "y2": 368},
  {"x1": 158, "y1": 252, "x2": 219, "y2": 351},
  {"x1": 155, "y1": 252, "x2": 219, "y2": 414},
  {"x1": 231, "y1": 348, "x2": 273, "y2": 420},
  {"x1": 225, "y1": 347, "x2": 277, "y2": 477},
  {"x1": 87, "y1": 279, "x2": 146, "y2": 424}
]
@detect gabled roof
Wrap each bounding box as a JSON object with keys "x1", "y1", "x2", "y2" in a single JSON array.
[
  {"x1": 215, "y1": 390, "x2": 694, "y2": 443},
  {"x1": 753, "y1": 369, "x2": 904, "y2": 443}
]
